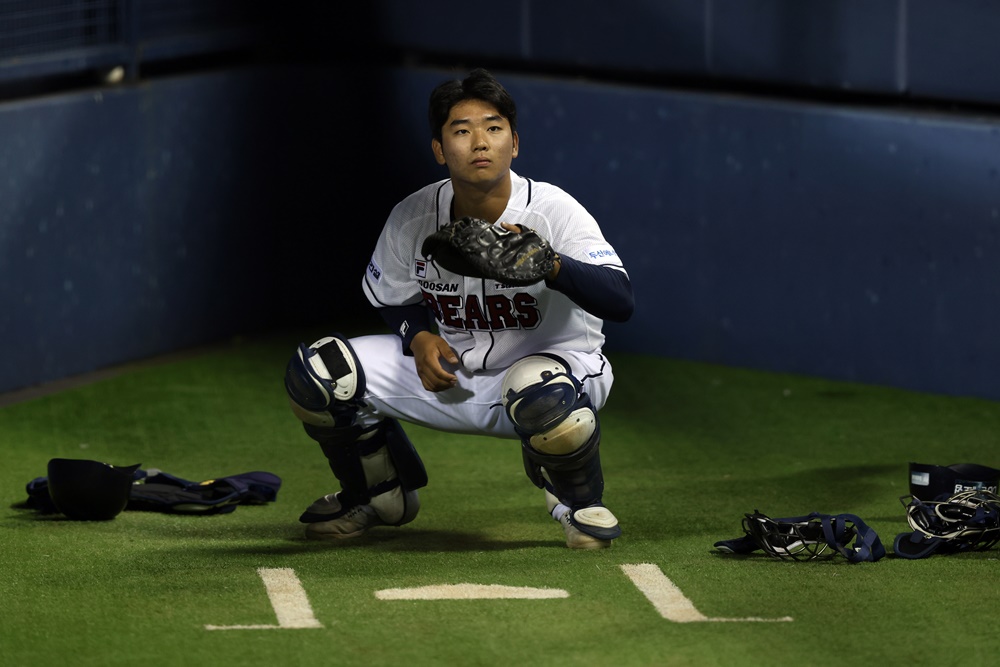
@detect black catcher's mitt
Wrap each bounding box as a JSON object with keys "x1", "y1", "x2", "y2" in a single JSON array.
[{"x1": 421, "y1": 217, "x2": 556, "y2": 286}]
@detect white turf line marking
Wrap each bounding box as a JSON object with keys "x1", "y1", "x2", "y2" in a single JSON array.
[
  {"x1": 204, "y1": 568, "x2": 323, "y2": 630},
  {"x1": 619, "y1": 563, "x2": 793, "y2": 623},
  {"x1": 375, "y1": 584, "x2": 570, "y2": 600}
]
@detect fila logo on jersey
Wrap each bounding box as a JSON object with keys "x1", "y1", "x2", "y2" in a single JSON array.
[
  {"x1": 414, "y1": 260, "x2": 427, "y2": 278},
  {"x1": 368, "y1": 259, "x2": 382, "y2": 283}
]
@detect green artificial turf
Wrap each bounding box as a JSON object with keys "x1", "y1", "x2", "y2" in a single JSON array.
[{"x1": 2, "y1": 332, "x2": 998, "y2": 666}]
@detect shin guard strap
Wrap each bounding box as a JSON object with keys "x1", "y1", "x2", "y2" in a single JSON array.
[{"x1": 522, "y1": 425, "x2": 605, "y2": 509}]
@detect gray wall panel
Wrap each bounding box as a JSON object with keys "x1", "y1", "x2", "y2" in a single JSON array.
[
  {"x1": 908, "y1": 0, "x2": 1000, "y2": 104},
  {"x1": 370, "y1": 0, "x2": 528, "y2": 60},
  {"x1": 709, "y1": 0, "x2": 903, "y2": 93},
  {"x1": 362, "y1": 0, "x2": 1000, "y2": 106},
  {"x1": 529, "y1": 0, "x2": 708, "y2": 74}
]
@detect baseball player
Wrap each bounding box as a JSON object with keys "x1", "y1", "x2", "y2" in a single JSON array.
[{"x1": 284, "y1": 68, "x2": 634, "y2": 549}]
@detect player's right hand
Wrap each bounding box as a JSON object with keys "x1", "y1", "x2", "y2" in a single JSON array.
[{"x1": 409, "y1": 331, "x2": 459, "y2": 392}]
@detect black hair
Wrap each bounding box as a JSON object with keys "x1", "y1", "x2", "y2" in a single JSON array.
[{"x1": 428, "y1": 68, "x2": 517, "y2": 141}]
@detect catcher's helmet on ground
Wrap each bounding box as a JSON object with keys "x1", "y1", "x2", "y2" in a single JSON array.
[
  {"x1": 714, "y1": 510, "x2": 885, "y2": 563},
  {"x1": 47, "y1": 458, "x2": 141, "y2": 520},
  {"x1": 893, "y1": 489, "x2": 1000, "y2": 559}
]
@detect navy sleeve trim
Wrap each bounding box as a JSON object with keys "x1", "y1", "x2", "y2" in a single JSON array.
[
  {"x1": 546, "y1": 256, "x2": 634, "y2": 323},
  {"x1": 378, "y1": 304, "x2": 433, "y2": 356}
]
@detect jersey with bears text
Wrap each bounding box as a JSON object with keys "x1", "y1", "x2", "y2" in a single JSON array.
[{"x1": 362, "y1": 172, "x2": 627, "y2": 372}]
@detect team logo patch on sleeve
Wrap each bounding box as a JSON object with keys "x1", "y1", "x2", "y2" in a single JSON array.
[
  {"x1": 368, "y1": 258, "x2": 383, "y2": 283},
  {"x1": 586, "y1": 244, "x2": 619, "y2": 263}
]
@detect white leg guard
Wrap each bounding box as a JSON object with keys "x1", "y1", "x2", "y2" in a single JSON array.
[
  {"x1": 301, "y1": 419, "x2": 425, "y2": 530},
  {"x1": 502, "y1": 354, "x2": 621, "y2": 543},
  {"x1": 359, "y1": 430, "x2": 422, "y2": 525},
  {"x1": 286, "y1": 335, "x2": 426, "y2": 539}
]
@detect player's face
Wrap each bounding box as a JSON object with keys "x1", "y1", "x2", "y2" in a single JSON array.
[{"x1": 432, "y1": 99, "x2": 519, "y2": 189}]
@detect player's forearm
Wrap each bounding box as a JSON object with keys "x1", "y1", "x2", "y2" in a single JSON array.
[
  {"x1": 546, "y1": 255, "x2": 634, "y2": 322},
  {"x1": 378, "y1": 304, "x2": 433, "y2": 356}
]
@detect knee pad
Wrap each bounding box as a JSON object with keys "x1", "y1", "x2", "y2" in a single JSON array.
[
  {"x1": 302, "y1": 418, "x2": 427, "y2": 526},
  {"x1": 501, "y1": 355, "x2": 596, "y2": 456},
  {"x1": 285, "y1": 334, "x2": 365, "y2": 427}
]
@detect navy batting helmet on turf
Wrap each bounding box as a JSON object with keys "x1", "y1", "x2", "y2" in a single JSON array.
[{"x1": 47, "y1": 458, "x2": 141, "y2": 521}]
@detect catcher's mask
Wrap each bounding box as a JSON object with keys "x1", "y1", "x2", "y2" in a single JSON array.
[
  {"x1": 908, "y1": 462, "x2": 999, "y2": 501},
  {"x1": 715, "y1": 510, "x2": 885, "y2": 563},
  {"x1": 893, "y1": 489, "x2": 1000, "y2": 559},
  {"x1": 47, "y1": 458, "x2": 141, "y2": 521}
]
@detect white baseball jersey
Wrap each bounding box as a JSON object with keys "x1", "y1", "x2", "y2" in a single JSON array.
[{"x1": 362, "y1": 171, "x2": 627, "y2": 372}]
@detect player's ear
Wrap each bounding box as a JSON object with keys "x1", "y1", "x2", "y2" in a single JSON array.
[
  {"x1": 511, "y1": 131, "x2": 519, "y2": 159},
  {"x1": 431, "y1": 138, "x2": 446, "y2": 165}
]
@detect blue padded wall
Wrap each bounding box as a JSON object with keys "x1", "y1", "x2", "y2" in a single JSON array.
[
  {"x1": 5, "y1": 1, "x2": 1000, "y2": 401},
  {"x1": 1, "y1": 72, "x2": 275, "y2": 392},
  {"x1": 6, "y1": 64, "x2": 996, "y2": 400},
  {"x1": 0, "y1": 66, "x2": 380, "y2": 394},
  {"x1": 370, "y1": 0, "x2": 1000, "y2": 105},
  {"x1": 383, "y1": 67, "x2": 1000, "y2": 400}
]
